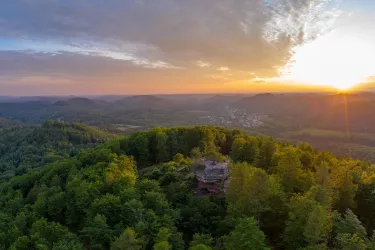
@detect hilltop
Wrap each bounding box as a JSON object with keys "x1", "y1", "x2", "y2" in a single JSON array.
[
  {"x1": 113, "y1": 95, "x2": 178, "y2": 110},
  {"x1": 54, "y1": 97, "x2": 109, "y2": 107},
  {"x1": 1, "y1": 126, "x2": 375, "y2": 249},
  {"x1": 0, "y1": 121, "x2": 116, "y2": 180}
]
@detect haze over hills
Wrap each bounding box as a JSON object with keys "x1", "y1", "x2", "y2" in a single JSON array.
[
  {"x1": 55, "y1": 97, "x2": 109, "y2": 108},
  {"x1": 1, "y1": 92, "x2": 375, "y2": 162},
  {"x1": 113, "y1": 95, "x2": 178, "y2": 110}
]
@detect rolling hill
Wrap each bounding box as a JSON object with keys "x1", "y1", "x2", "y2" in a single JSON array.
[{"x1": 0, "y1": 121, "x2": 116, "y2": 180}]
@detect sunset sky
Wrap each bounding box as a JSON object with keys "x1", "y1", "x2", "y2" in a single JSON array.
[{"x1": 1, "y1": 0, "x2": 375, "y2": 95}]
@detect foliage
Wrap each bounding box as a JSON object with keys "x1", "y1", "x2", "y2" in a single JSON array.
[
  {"x1": 110, "y1": 228, "x2": 144, "y2": 250},
  {"x1": 0, "y1": 121, "x2": 116, "y2": 180},
  {"x1": 226, "y1": 162, "x2": 286, "y2": 226},
  {"x1": 189, "y1": 234, "x2": 213, "y2": 248},
  {"x1": 224, "y1": 217, "x2": 270, "y2": 250},
  {"x1": 0, "y1": 125, "x2": 375, "y2": 250}
]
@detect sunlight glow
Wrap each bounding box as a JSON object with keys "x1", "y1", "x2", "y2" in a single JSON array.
[{"x1": 277, "y1": 30, "x2": 375, "y2": 90}]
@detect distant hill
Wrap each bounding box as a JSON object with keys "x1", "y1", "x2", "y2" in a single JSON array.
[
  {"x1": 0, "y1": 101, "x2": 51, "y2": 123},
  {"x1": 90, "y1": 95, "x2": 130, "y2": 103},
  {"x1": 0, "y1": 121, "x2": 116, "y2": 180},
  {"x1": 235, "y1": 93, "x2": 355, "y2": 116},
  {"x1": 314, "y1": 99, "x2": 375, "y2": 132},
  {"x1": 203, "y1": 94, "x2": 245, "y2": 108},
  {"x1": 113, "y1": 95, "x2": 177, "y2": 110},
  {"x1": 0, "y1": 96, "x2": 15, "y2": 102},
  {"x1": 54, "y1": 97, "x2": 108, "y2": 107},
  {"x1": 0, "y1": 118, "x2": 21, "y2": 128},
  {"x1": 235, "y1": 93, "x2": 294, "y2": 114},
  {"x1": 0, "y1": 96, "x2": 74, "y2": 103}
]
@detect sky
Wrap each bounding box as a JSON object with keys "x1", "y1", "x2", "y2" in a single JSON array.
[{"x1": 0, "y1": 0, "x2": 375, "y2": 95}]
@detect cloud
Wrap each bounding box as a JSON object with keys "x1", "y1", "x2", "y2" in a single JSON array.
[
  {"x1": 0, "y1": 51, "x2": 204, "y2": 95},
  {"x1": 263, "y1": 0, "x2": 342, "y2": 45},
  {"x1": 217, "y1": 67, "x2": 230, "y2": 72},
  {"x1": 196, "y1": 61, "x2": 211, "y2": 68},
  {"x1": 0, "y1": 0, "x2": 342, "y2": 94}
]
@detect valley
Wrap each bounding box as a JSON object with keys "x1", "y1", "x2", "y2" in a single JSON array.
[{"x1": 2, "y1": 92, "x2": 375, "y2": 162}]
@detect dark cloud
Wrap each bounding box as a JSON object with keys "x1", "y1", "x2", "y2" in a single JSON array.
[{"x1": 0, "y1": 0, "x2": 341, "y2": 94}]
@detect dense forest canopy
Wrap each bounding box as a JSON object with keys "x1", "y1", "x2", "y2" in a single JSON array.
[
  {"x1": 0, "y1": 121, "x2": 116, "y2": 181},
  {"x1": 1, "y1": 125, "x2": 375, "y2": 249}
]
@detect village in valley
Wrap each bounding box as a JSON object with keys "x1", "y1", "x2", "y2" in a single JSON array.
[{"x1": 200, "y1": 106, "x2": 265, "y2": 128}]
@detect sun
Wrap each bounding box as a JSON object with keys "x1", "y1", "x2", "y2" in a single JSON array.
[
  {"x1": 329, "y1": 81, "x2": 357, "y2": 91},
  {"x1": 277, "y1": 30, "x2": 375, "y2": 91}
]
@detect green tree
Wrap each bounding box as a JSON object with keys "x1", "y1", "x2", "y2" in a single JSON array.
[
  {"x1": 283, "y1": 194, "x2": 332, "y2": 250},
  {"x1": 128, "y1": 133, "x2": 150, "y2": 165},
  {"x1": 333, "y1": 209, "x2": 367, "y2": 240},
  {"x1": 242, "y1": 137, "x2": 260, "y2": 164},
  {"x1": 155, "y1": 228, "x2": 171, "y2": 243},
  {"x1": 153, "y1": 228, "x2": 172, "y2": 250},
  {"x1": 88, "y1": 194, "x2": 122, "y2": 227},
  {"x1": 367, "y1": 231, "x2": 375, "y2": 250},
  {"x1": 190, "y1": 147, "x2": 202, "y2": 160},
  {"x1": 190, "y1": 147, "x2": 203, "y2": 167},
  {"x1": 230, "y1": 137, "x2": 246, "y2": 162},
  {"x1": 179, "y1": 195, "x2": 224, "y2": 237},
  {"x1": 155, "y1": 130, "x2": 169, "y2": 163},
  {"x1": 336, "y1": 233, "x2": 367, "y2": 250},
  {"x1": 81, "y1": 214, "x2": 113, "y2": 248},
  {"x1": 153, "y1": 241, "x2": 171, "y2": 250},
  {"x1": 205, "y1": 149, "x2": 225, "y2": 162},
  {"x1": 111, "y1": 228, "x2": 144, "y2": 250},
  {"x1": 355, "y1": 178, "x2": 375, "y2": 232},
  {"x1": 190, "y1": 244, "x2": 212, "y2": 250},
  {"x1": 189, "y1": 234, "x2": 213, "y2": 248},
  {"x1": 30, "y1": 218, "x2": 72, "y2": 249},
  {"x1": 224, "y1": 217, "x2": 270, "y2": 250},
  {"x1": 138, "y1": 179, "x2": 162, "y2": 195},
  {"x1": 303, "y1": 205, "x2": 332, "y2": 246},
  {"x1": 200, "y1": 129, "x2": 217, "y2": 156},
  {"x1": 166, "y1": 129, "x2": 179, "y2": 157},
  {"x1": 173, "y1": 153, "x2": 184, "y2": 164},
  {"x1": 52, "y1": 235, "x2": 84, "y2": 250},
  {"x1": 331, "y1": 160, "x2": 359, "y2": 212},
  {"x1": 227, "y1": 163, "x2": 286, "y2": 224},
  {"x1": 9, "y1": 236, "x2": 31, "y2": 250},
  {"x1": 105, "y1": 156, "x2": 137, "y2": 188},
  {"x1": 315, "y1": 161, "x2": 331, "y2": 187},
  {"x1": 274, "y1": 147, "x2": 313, "y2": 193},
  {"x1": 257, "y1": 138, "x2": 275, "y2": 171}
]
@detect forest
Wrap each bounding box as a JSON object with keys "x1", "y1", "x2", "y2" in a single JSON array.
[
  {"x1": 0, "y1": 121, "x2": 116, "y2": 181},
  {"x1": 1, "y1": 125, "x2": 375, "y2": 249}
]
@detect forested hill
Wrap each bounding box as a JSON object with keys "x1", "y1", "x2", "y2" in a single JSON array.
[
  {"x1": 0, "y1": 121, "x2": 116, "y2": 180},
  {"x1": 1, "y1": 126, "x2": 375, "y2": 249},
  {"x1": 0, "y1": 118, "x2": 21, "y2": 128}
]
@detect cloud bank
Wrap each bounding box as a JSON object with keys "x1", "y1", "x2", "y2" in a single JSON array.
[{"x1": 0, "y1": 0, "x2": 342, "y2": 94}]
